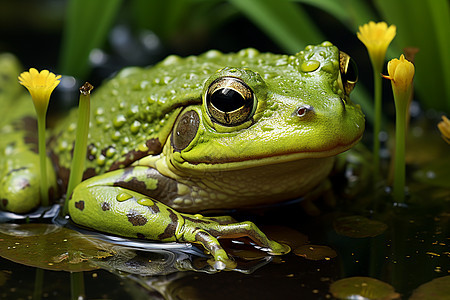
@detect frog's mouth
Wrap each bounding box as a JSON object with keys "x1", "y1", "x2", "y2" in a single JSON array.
[{"x1": 170, "y1": 133, "x2": 363, "y2": 172}]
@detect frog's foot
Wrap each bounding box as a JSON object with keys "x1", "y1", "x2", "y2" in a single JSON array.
[
  {"x1": 180, "y1": 217, "x2": 290, "y2": 265},
  {"x1": 186, "y1": 227, "x2": 238, "y2": 269},
  {"x1": 207, "y1": 221, "x2": 291, "y2": 255}
]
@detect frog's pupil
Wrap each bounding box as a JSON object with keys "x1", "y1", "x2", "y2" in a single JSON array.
[
  {"x1": 211, "y1": 88, "x2": 245, "y2": 112},
  {"x1": 344, "y1": 58, "x2": 358, "y2": 83},
  {"x1": 297, "y1": 107, "x2": 307, "y2": 117}
]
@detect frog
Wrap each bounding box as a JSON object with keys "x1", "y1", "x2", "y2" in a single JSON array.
[{"x1": 0, "y1": 42, "x2": 364, "y2": 268}]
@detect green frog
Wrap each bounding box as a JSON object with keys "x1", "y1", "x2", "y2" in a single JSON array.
[{"x1": 0, "y1": 42, "x2": 364, "y2": 268}]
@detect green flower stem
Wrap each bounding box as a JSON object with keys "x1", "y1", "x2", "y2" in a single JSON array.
[
  {"x1": 37, "y1": 113, "x2": 49, "y2": 206},
  {"x1": 372, "y1": 64, "x2": 383, "y2": 182},
  {"x1": 393, "y1": 92, "x2": 408, "y2": 203},
  {"x1": 63, "y1": 82, "x2": 93, "y2": 215},
  {"x1": 70, "y1": 272, "x2": 85, "y2": 300},
  {"x1": 33, "y1": 268, "x2": 44, "y2": 300}
]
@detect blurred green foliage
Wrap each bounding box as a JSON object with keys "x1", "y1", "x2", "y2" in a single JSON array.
[{"x1": 58, "y1": 0, "x2": 449, "y2": 119}]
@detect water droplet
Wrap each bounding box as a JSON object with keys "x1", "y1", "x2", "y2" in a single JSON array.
[
  {"x1": 301, "y1": 60, "x2": 320, "y2": 72},
  {"x1": 97, "y1": 155, "x2": 106, "y2": 166},
  {"x1": 130, "y1": 120, "x2": 141, "y2": 134},
  {"x1": 111, "y1": 131, "x2": 121, "y2": 141},
  {"x1": 137, "y1": 198, "x2": 154, "y2": 206},
  {"x1": 116, "y1": 193, "x2": 132, "y2": 202},
  {"x1": 113, "y1": 115, "x2": 126, "y2": 128},
  {"x1": 105, "y1": 148, "x2": 116, "y2": 158}
]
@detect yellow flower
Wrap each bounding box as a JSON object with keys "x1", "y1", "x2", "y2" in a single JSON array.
[
  {"x1": 438, "y1": 115, "x2": 450, "y2": 144},
  {"x1": 18, "y1": 68, "x2": 61, "y2": 115},
  {"x1": 383, "y1": 54, "x2": 415, "y2": 96},
  {"x1": 357, "y1": 21, "x2": 396, "y2": 70}
]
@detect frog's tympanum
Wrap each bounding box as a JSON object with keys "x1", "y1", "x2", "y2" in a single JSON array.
[{"x1": 0, "y1": 42, "x2": 364, "y2": 268}]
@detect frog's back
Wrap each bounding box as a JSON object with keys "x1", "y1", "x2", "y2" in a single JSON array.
[{"x1": 51, "y1": 49, "x2": 291, "y2": 180}]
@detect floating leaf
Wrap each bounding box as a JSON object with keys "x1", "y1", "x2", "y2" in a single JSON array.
[
  {"x1": 218, "y1": 238, "x2": 272, "y2": 261},
  {"x1": 227, "y1": 248, "x2": 268, "y2": 261},
  {"x1": 329, "y1": 277, "x2": 400, "y2": 300},
  {"x1": 0, "y1": 224, "x2": 115, "y2": 272},
  {"x1": 333, "y1": 215, "x2": 388, "y2": 238},
  {"x1": 294, "y1": 244, "x2": 337, "y2": 261},
  {"x1": 262, "y1": 225, "x2": 309, "y2": 249},
  {"x1": 410, "y1": 276, "x2": 450, "y2": 300}
]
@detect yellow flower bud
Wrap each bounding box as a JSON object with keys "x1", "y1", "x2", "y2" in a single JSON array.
[
  {"x1": 438, "y1": 115, "x2": 450, "y2": 144},
  {"x1": 383, "y1": 55, "x2": 415, "y2": 97}
]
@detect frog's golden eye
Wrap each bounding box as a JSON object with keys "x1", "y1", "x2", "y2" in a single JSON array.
[
  {"x1": 339, "y1": 51, "x2": 358, "y2": 95},
  {"x1": 205, "y1": 77, "x2": 255, "y2": 126}
]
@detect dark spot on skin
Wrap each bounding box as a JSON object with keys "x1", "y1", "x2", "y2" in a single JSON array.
[
  {"x1": 75, "y1": 200, "x2": 85, "y2": 211},
  {"x1": 101, "y1": 202, "x2": 111, "y2": 211},
  {"x1": 82, "y1": 168, "x2": 96, "y2": 180},
  {"x1": 49, "y1": 150, "x2": 70, "y2": 190},
  {"x1": 137, "y1": 233, "x2": 146, "y2": 239},
  {"x1": 12, "y1": 116, "x2": 39, "y2": 153},
  {"x1": 146, "y1": 202, "x2": 160, "y2": 214},
  {"x1": 1, "y1": 199, "x2": 8, "y2": 208},
  {"x1": 146, "y1": 138, "x2": 162, "y2": 153},
  {"x1": 171, "y1": 110, "x2": 200, "y2": 152},
  {"x1": 50, "y1": 147, "x2": 97, "y2": 192},
  {"x1": 112, "y1": 167, "x2": 178, "y2": 206},
  {"x1": 58, "y1": 167, "x2": 71, "y2": 190},
  {"x1": 115, "y1": 177, "x2": 148, "y2": 195},
  {"x1": 127, "y1": 210, "x2": 148, "y2": 226},
  {"x1": 158, "y1": 209, "x2": 179, "y2": 240},
  {"x1": 109, "y1": 138, "x2": 162, "y2": 171}
]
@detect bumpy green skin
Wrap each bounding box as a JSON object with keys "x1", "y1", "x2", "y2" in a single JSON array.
[{"x1": 1, "y1": 42, "x2": 365, "y2": 267}]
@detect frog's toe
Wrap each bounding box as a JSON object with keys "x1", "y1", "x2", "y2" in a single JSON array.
[
  {"x1": 187, "y1": 227, "x2": 237, "y2": 269},
  {"x1": 267, "y1": 241, "x2": 291, "y2": 256},
  {"x1": 207, "y1": 257, "x2": 237, "y2": 270}
]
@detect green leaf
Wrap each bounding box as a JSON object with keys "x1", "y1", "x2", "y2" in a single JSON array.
[
  {"x1": 330, "y1": 277, "x2": 400, "y2": 300},
  {"x1": 59, "y1": 0, "x2": 122, "y2": 78},
  {"x1": 0, "y1": 224, "x2": 115, "y2": 272},
  {"x1": 410, "y1": 276, "x2": 450, "y2": 300},
  {"x1": 229, "y1": 0, "x2": 324, "y2": 54}
]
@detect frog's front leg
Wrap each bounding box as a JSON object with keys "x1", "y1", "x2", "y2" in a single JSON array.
[{"x1": 68, "y1": 167, "x2": 289, "y2": 269}]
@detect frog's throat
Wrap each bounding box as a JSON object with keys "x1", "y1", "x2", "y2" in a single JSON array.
[{"x1": 134, "y1": 134, "x2": 361, "y2": 173}]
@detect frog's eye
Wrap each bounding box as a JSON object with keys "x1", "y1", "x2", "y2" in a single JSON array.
[
  {"x1": 205, "y1": 77, "x2": 255, "y2": 126},
  {"x1": 339, "y1": 51, "x2": 358, "y2": 95}
]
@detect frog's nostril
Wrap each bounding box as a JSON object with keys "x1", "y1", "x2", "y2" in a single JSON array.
[{"x1": 295, "y1": 105, "x2": 314, "y2": 118}]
